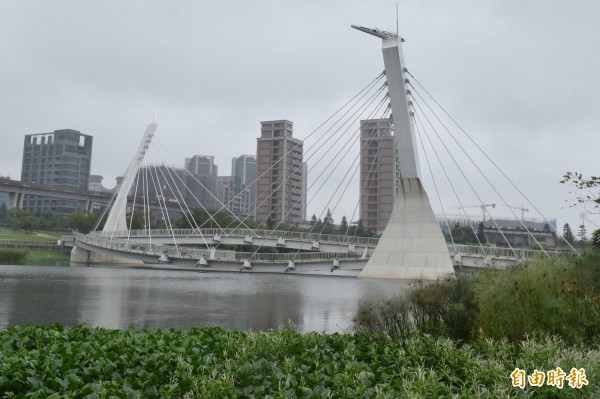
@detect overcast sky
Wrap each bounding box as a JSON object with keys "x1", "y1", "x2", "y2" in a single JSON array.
[{"x1": 1, "y1": 0, "x2": 599, "y2": 231}]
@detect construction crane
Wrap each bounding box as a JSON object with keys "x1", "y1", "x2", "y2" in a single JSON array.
[
  {"x1": 453, "y1": 203, "x2": 496, "y2": 222},
  {"x1": 504, "y1": 204, "x2": 529, "y2": 220}
]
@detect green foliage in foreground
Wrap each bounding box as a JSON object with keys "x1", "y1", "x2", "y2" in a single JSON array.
[{"x1": 0, "y1": 325, "x2": 598, "y2": 398}]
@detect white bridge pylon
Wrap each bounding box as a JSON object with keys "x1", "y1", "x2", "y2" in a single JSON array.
[
  {"x1": 352, "y1": 25, "x2": 454, "y2": 279},
  {"x1": 103, "y1": 123, "x2": 157, "y2": 235}
]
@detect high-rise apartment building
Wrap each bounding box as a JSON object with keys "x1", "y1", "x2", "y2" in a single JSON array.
[
  {"x1": 231, "y1": 155, "x2": 257, "y2": 215},
  {"x1": 185, "y1": 155, "x2": 218, "y2": 210},
  {"x1": 185, "y1": 155, "x2": 218, "y2": 177},
  {"x1": 20, "y1": 129, "x2": 93, "y2": 215},
  {"x1": 359, "y1": 118, "x2": 399, "y2": 233},
  {"x1": 256, "y1": 120, "x2": 304, "y2": 225},
  {"x1": 216, "y1": 175, "x2": 247, "y2": 216}
]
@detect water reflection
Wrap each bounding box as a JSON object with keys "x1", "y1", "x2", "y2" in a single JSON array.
[{"x1": 0, "y1": 265, "x2": 408, "y2": 332}]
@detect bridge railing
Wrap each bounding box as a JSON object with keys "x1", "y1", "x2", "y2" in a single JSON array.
[
  {"x1": 77, "y1": 232, "x2": 575, "y2": 264},
  {"x1": 75, "y1": 232, "x2": 372, "y2": 263},
  {"x1": 0, "y1": 240, "x2": 58, "y2": 248},
  {"x1": 92, "y1": 228, "x2": 380, "y2": 247},
  {"x1": 449, "y1": 244, "x2": 574, "y2": 260}
]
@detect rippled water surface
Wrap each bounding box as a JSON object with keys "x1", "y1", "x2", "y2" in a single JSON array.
[{"x1": 0, "y1": 265, "x2": 409, "y2": 332}]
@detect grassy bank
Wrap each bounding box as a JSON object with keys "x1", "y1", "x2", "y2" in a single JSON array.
[
  {"x1": 0, "y1": 227, "x2": 68, "y2": 241},
  {"x1": 22, "y1": 248, "x2": 71, "y2": 265},
  {"x1": 0, "y1": 227, "x2": 71, "y2": 265},
  {"x1": 0, "y1": 248, "x2": 70, "y2": 265},
  {"x1": 0, "y1": 324, "x2": 598, "y2": 398}
]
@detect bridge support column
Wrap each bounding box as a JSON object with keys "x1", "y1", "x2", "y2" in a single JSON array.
[
  {"x1": 8, "y1": 192, "x2": 17, "y2": 209},
  {"x1": 70, "y1": 244, "x2": 144, "y2": 265},
  {"x1": 8, "y1": 192, "x2": 24, "y2": 209},
  {"x1": 359, "y1": 178, "x2": 454, "y2": 280},
  {"x1": 70, "y1": 245, "x2": 91, "y2": 263}
]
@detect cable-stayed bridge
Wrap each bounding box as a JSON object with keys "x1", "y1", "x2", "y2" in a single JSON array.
[
  {"x1": 72, "y1": 228, "x2": 561, "y2": 276},
  {"x1": 71, "y1": 25, "x2": 575, "y2": 279}
]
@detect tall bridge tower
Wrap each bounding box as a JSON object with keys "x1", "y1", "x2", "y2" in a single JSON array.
[
  {"x1": 70, "y1": 123, "x2": 157, "y2": 265},
  {"x1": 352, "y1": 25, "x2": 454, "y2": 279}
]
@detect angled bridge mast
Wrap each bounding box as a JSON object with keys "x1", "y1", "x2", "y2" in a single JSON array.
[{"x1": 352, "y1": 25, "x2": 454, "y2": 279}]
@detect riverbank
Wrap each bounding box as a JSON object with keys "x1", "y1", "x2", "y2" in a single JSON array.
[
  {"x1": 0, "y1": 227, "x2": 71, "y2": 265},
  {"x1": 0, "y1": 324, "x2": 597, "y2": 398},
  {"x1": 0, "y1": 248, "x2": 70, "y2": 265}
]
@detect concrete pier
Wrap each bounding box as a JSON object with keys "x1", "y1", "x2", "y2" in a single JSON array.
[{"x1": 359, "y1": 178, "x2": 454, "y2": 279}]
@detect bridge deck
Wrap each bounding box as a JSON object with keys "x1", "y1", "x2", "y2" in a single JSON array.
[{"x1": 73, "y1": 231, "x2": 573, "y2": 277}]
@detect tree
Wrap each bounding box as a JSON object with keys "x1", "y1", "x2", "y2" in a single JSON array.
[
  {"x1": 18, "y1": 214, "x2": 39, "y2": 232},
  {"x1": 591, "y1": 229, "x2": 600, "y2": 250},
  {"x1": 563, "y1": 223, "x2": 575, "y2": 246},
  {"x1": 476, "y1": 222, "x2": 487, "y2": 244},
  {"x1": 451, "y1": 223, "x2": 478, "y2": 245},
  {"x1": 310, "y1": 214, "x2": 318, "y2": 226},
  {"x1": 578, "y1": 224, "x2": 587, "y2": 247},
  {"x1": 543, "y1": 223, "x2": 550, "y2": 233},
  {"x1": 561, "y1": 172, "x2": 600, "y2": 212},
  {"x1": 340, "y1": 215, "x2": 348, "y2": 233},
  {"x1": 0, "y1": 203, "x2": 8, "y2": 225},
  {"x1": 322, "y1": 209, "x2": 334, "y2": 234},
  {"x1": 352, "y1": 219, "x2": 377, "y2": 238},
  {"x1": 127, "y1": 210, "x2": 149, "y2": 230},
  {"x1": 65, "y1": 210, "x2": 100, "y2": 233},
  {"x1": 7, "y1": 208, "x2": 34, "y2": 231},
  {"x1": 39, "y1": 212, "x2": 60, "y2": 230}
]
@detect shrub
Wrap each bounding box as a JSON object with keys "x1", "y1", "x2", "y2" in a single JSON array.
[
  {"x1": 475, "y1": 253, "x2": 600, "y2": 345},
  {"x1": 353, "y1": 294, "x2": 413, "y2": 340},
  {"x1": 408, "y1": 275, "x2": 478, "y2": 340},
  {"x1": 353, "y1": 274, "x2": 477, "y2": 341},
  {"x1": 0, "y1": 248, "x2": 27, "y2": 265},
  {"x1": 592, "y1": 228, "x2": 600, "y2": 250},
  {"x1": 355, "y1": 252, "x2": 600, "y2": 345}
]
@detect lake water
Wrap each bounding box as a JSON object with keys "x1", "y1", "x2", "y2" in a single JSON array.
[{"x1": 0, "y1": 265, "x2": 409, "y2": 333}]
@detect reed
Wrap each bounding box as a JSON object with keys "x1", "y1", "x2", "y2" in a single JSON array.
[
  {"x1": 354, "y1": 252, "x2": 600, "y2": 346},
  {"x1": 0, "y1": 248, "x2": 26, "y2": 264}
]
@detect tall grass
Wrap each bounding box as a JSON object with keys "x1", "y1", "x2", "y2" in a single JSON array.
[
  {"x1": 354, "y1": 274, "x2": 477, "y2": 341},
  {"x1": 354, "y1": 252, "x2": 600, "y2": 345},
  {"x1": 476, "y1": 252, "x2": 600, "y2": 344},
  {"x1": 0, "y1": 248, "x2": 26, "y2": 264},
  {"x1": 0, "y1": 248, "x2": 70, "y2": 265}
]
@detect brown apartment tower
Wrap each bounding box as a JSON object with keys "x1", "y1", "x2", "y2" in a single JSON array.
[
  {"x1": 359, "y1": 118, "x2": 399, "y2": 234},
  {"x1": 255, "y1": 120, "x2": 304, "y2": 225}
]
